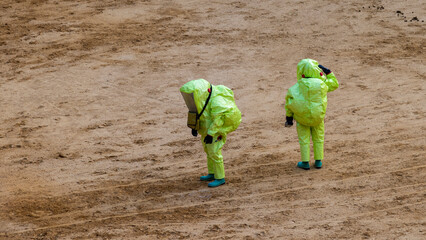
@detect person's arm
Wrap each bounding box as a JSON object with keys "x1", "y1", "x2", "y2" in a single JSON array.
[
  {"x1": 285, "y1": 89, "x2": 294, "y2": 118},
  {"x1": 285, "y1": 90, "x2": 294, "y2": 127},
  {"x1": 324, "y1": 72, "x2": 339, "y2": 92},
  {"x1": 318, "y1": 65, "x2": 339, "y2": 92},
  {"x1": 207, "y1": 115, "x2": 225, "y2": 137},
  {"x1": 207, "y1": 96, "x2": 230, "y2": 137}
]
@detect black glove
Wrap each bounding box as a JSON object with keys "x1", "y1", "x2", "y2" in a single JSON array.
[
  {"x1": 285, "y1": 116, "x2": 293, "y2": 127},
  {"x1": 204, "y1": 135, "x2": 213, "y2": 144},
  {"x1": 318, "y1": 65, "x2": 331, "y2": 75},
  {"x1": 191, "y1": 129, "x2": 198, "y2": 137}
]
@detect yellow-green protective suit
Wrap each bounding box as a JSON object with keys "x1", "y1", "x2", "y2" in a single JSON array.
[
  {"x1": 180, "y1": 79, "x2": 241, "y2": 179},
  {"x1": 285, "y1": 59, "x2": 339, "y2": 162}
]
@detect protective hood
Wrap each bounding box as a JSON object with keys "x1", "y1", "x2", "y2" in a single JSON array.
[
  {"x1": 180, "y1": 79, "x2": 211, "y2": 114},
  {"x1": 297, "y1": 59, "x2": 326, "y2": 81},
  {"x1": 180, "y1": 79, "x2": 241, "y2": 137},
  {"x1": 286, "y1": 59, "x2": 339, "y2": 126}
]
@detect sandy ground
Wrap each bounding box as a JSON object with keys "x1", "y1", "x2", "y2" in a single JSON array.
[{"x1": 0, "y1": 0, "x2": 425, "y2": 239}]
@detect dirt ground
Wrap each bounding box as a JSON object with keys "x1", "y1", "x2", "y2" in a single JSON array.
[{"x1": 0, "y1": 0, "x2": 425, "y2": 239}]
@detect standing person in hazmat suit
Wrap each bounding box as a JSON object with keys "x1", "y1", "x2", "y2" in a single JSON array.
[
  {"x1": 284, "y1": 59, "x2": 339, "y2": 170},
  {"x1": 180, "y1": 79, "x2": 241, "y2": 187}
]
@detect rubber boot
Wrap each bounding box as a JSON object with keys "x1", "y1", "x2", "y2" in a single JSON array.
[
  {"x1": 208, "y1": 178, "x2": 225, "y2": 187},
  {"x1": 297, "y1": 161, "x2": 310, "y2": 170},
  {"x1": 200, "y1": 174, "x2": 215, "y2": 181},
  {"x1": 315, "y1": 160, "x2": 322, "y2": 169}
]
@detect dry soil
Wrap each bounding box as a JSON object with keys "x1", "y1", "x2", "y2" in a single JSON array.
[{"x1": 0, "y1": 0, "x2": 425, "y2": 239}]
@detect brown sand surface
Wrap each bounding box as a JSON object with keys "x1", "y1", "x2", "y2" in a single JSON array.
[{"x1": 0, "y1": 0, "x2": 425, "y2": 239}]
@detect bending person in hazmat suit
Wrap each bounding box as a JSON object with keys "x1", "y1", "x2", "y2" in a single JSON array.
[
  {"x1": 180, "y1": 79, "x2": 241, "y2": 187},
  {"x1": 284, "y1": 59, "x2": 339, "y2": 170}
]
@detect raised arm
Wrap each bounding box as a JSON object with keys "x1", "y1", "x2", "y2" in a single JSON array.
[{"x1": 318, "y1": 65, "x2": 339, "y2": 92}]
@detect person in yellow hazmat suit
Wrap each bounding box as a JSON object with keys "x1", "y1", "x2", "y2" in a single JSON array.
[
  {"x1": 180, "y1": 79, "x2": 241, "y2": 187},
  {"x1": 284, "y1": 59, "x2": 339, "y2": 170}
]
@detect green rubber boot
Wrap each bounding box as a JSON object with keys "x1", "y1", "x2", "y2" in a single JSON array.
[
  {"x1": 315, "y1": 160, "x2": 322, "y2": 169},
  {"x1": 297, "y1": 161, "x2": 310, "y2": 170},
  {"x1": 208, "y1": 178, "x2": 225, "y2": 187},
  {"x1": 200, "y1": 174, "x2": 215, "y2": 181}
]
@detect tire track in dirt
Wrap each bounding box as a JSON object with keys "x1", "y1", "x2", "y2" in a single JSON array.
[
  {"x1": 4, "y1": 189, "x2": 424, "y2": 237},
  {"x1": 3, "y1": 165, "x2": 424, "y2": 235},
  {"x1": 4, "y1": 150, "x2": 423, "y2": 197},
  {"x1": 321, "y1": 201, "x2": 425, "y2": 224},
  {"x1": 1, "y1": 133, "x2": 419, "y2": 199},
  {"x1": 30, "y1": 181, "x2": 426, "y2": 225}
]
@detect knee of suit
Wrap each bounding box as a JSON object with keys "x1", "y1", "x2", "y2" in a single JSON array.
[
  {"x1": 298, "y1": 139, "x2": 311, "y2": 145},
  {"x1": 208, "y1": 154, "x2": 223, "y2": 164},
  {"x1": 297, "y1": 132, "x2": 311, "y2": 144},
  {"x1": 311, "y1": 131, "x2": 324, "y2": 142}
]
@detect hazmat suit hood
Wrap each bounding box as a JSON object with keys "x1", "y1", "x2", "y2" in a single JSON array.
[
  {"x1": 297, "y1": 59, "x2": 326, "y2": 81},
  {"x1": 180, "y1": 79, "x2": 211, "y2": 114},
  {"x1": 180, "y1": 79, "x2": 241, "y2": 137},
  {"x1": 286, "y1": 59, "x2": 339, "y2": 127}
]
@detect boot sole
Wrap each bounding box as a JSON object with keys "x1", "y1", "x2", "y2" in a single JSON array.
[
  {"x1": 299, "y1": 167, "x2": 310, "y2": 170},
  {"x1": 208, "y1": 182, "x2": 225, "y2": 187}
]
